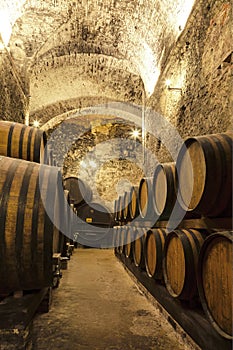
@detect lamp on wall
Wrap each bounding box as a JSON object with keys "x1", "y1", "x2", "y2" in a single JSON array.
[{"x1": 165, "y1": 79, "x2": 182, "y2": 92}]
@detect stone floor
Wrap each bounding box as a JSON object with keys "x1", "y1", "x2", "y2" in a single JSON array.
[{"x1": 32, "y1": 248, "x2": 194, "y2": 350}]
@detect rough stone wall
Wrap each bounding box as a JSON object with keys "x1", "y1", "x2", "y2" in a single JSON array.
[
  {"x1": 146, "y1": 0, "x2": 233, "y2": 169},
  {"x1": 46, "y1": 117, "x2": 144, "y2": 207},
  {"x1": 0, "y1": 42, "x2": 28, "y2": 122}
]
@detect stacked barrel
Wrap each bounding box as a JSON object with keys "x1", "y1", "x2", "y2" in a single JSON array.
[
  {"x1": 114, "y1": 131, "x2": 232, "y2": 341},
  {"x1": 0, "y1": 121, "x2": 71, "y2": 295}
]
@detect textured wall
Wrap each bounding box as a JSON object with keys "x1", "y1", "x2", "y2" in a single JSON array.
[
  {"x1": 0, "y1": 40, "x2": 28, "y2": 122},
  {"x1": 145, "y1": 0, "x2": 233, "y2": 169}
]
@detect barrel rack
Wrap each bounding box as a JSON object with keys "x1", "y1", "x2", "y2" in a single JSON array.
[{"x1": 114, "y1": 216, "x2": 232, "y2": 350}]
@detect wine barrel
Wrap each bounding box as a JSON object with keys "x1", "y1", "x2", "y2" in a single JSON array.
[
  {"x1": 138, "y1": 177, "x2": 155, "y2": 220},
  {"x1": 117, "y1": 195, "x2": 124, "y2": 222},
  {"x1": 153, "y1": 163, "x2": 177, "y2": 220},
  {"x1": 129, "y1": 186, "x2": 139, "y2": 220},
  {"x1": 132, "y1": 228, "x2": 147, "y2": 268},
  {"x1": 197, "y1": 231, "x2": 233, "y2": 339},
  {"x1": 0, "y1": 121, "x2": 46, "y2": 163},
  {"x1": 176, "y1": 132, "x2": 232, "y2": 217},
  {"x1": 124, "y1": 226, "x2": 134, "y2": 259},
  {"x1": 0, "y1": 156, "x2": 61, "y2": 294},
  {"x1": 63, "y1": 177, "x2": 92, "y2": 206},
  {"x1": 123, "y1": 191, "x2": 131, "y2": 221},
  {"x1": 163, "y1": 229, "x2": 206, "y2": 300},
  {"x1": 145, "y1": 228, "x2": 167, "y2": 279},
  {"x1": 76, "y1": 202, "x2": 113, "y2": 228},
  {"x1": 118, "y1": 226, "x2": 125, "y2": 254}
]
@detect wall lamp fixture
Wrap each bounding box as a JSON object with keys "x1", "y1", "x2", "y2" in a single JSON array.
[{"x1": 165, "y1": 79, "x2": 182, "y2": 92}]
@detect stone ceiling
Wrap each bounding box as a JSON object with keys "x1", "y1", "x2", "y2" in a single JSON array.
[{"x1": 0, "y1": 0, "x2": 196, "y2": 122}]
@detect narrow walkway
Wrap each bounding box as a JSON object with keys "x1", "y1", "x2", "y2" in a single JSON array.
[{"x1": 32, "y1": 249, "x2": 191, "y2": 350}]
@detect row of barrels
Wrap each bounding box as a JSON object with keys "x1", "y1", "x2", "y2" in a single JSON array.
[
  {"x1": 114, "y1": 226, "x2": 232, "y2": 340},
  {"x1": 115, "y1": 131, "x2": 232, "y2": 222},
  {"x1": 0, "y1": 121, "x2": 74, "y2": 294}
]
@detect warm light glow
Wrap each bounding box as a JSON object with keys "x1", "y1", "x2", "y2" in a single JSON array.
[
  {"x1": 33, "y1": 120, "x2": 40, "y2": 128},
  {"x1": 0, "y1": 10, "x2": 12, "y2": 46},
  {"x1": 131, "y1": 129, "x2": 140, "y2": 139}
]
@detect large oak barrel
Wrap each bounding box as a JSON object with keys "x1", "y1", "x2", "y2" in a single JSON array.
[
  {"x1": 0, "y1": 156, "x2": 61, "y2": 294},
  {"x1": 145, "y1": 228, "x2": 167, "y2": 279},
  {"x1": 129, "y1": 186, "x2": 139, "y2": 220},
  {"x1": 132, "y1": 228, "x2": 147, "y2": 268},
  {"x1": 197, "y1": 231, "x2": 233, "y2": 339},
  {"x1": 176, "y1": 132, "x2": 232, "y2": 217},
  {"x1": 63, "y1": 177, "x2": 93, "y2": 206},
  {"x1": 0, "y1": 121, "x2": 47, "y2": 163},
  {"x1": 138, "y1": 177, "x2": 156, "y2": 220},
  {"x1": 153, "y1": 163, "x2": 177, "y2": 220},
  {"x1": 163, "y1": 229, "x2": 207, "y2": 300}
]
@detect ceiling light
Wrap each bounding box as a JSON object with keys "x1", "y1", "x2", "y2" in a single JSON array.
[{"x1": 33, "y1": 120, "x2": 40, "y2": 128}]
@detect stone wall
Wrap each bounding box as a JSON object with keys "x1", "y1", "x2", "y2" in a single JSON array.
[
  {"x1": 145, "y1": 0, "x2": 233, "y2": 170},
  {"x1": 0, "y1": 38, "x2": 28, "y2": 123}
]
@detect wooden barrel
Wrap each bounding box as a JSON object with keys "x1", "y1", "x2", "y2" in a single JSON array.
[
  {"x1": 124, "y1": 226, "x2": 134, "y2": 259},
  {"x1": 0, "y1": 121, "x2": 47, "y2": 163},
  {"x1": 63, "y1": 177, "x2": 93, "y2": 206},
  {"x1": 129, "y1": 186, "x2": 139, "y2": 219},
  {"x1": 76, "y1": 202, "x2": 113, "y2": 228},
  {"x1": 118, "y1": 226, "x2": 125, "y2": 254},
  {"x1": 138, "y1": 177, "x2": 155, "y2": 219},
  {"x1": 145, "y1": 228, "x2": 167, "y2": 279},
  {"x1": 0, "y1": 156, "x2": 60, "y2": 294},
  {"x1": 132, "y1": 228, "x2": 147, "y2": 268},
  {"x1": 176, "y1": 132, "x2": 232, "y2": 217},
  {"x1": 163, "y1": 229, "x2": 206, "y2": 300},
  {"x1": 153, "y1": 163, "x2": 177, "y2": 220},
  {"x1": 117, "y1": 195, "x2": 124, "y2": 222},
  {"x1": 123, "y1": 191, "x2": 131, "y2": 221},
  {"x1": 197, "y1": 231, "x2": 233, "y2": 339}
]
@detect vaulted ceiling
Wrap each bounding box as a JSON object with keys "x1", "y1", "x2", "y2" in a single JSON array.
[{"x1": 0, "y1": 0, "x2": 195, "y2": 121}]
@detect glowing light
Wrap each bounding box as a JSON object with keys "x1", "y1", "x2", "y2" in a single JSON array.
[
  {"x1": 33, "y1": 120, "x2": 40, "y2": 128},
  {"x1": 0, "y1": 10, "x2": 12, "y2": 46},
  {"x1": 131, "y1": 129, "x2": 140, "y2": 139}
]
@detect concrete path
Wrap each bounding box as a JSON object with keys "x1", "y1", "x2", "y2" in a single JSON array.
[{"x1": 32, "y1": 249, "x2": 192, "y2": 350}]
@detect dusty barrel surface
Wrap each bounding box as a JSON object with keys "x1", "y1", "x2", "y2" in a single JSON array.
[
  {"x1": 145, "y1": 228, "x2": 167, "y2": 279},
  {"x1": 0, "y1": 156, "x2": 61, "y2": 294},
  {"x1": 129, "y1": 186, "x2": 139, "y2": 220},
  {"x1": 153, "y1": 163, "x2": 177, "y2": 220},
  {"x1": 176, "y1": 132, "x2": 232, "y2": 217},
  {"x1": 132, "y1": 228, "x2": 147, "y2": 268},
  {"x1": 63, "y1": 177, "x2": 93, "y2": 207},
  {"x1": 163, "y1": 229, "x2": 207, "y2": 300},
  {"x1": 197, "y1": 231, "x2": 233, "y2": 340},
  {"x1": 0, "y1": 121, "x2": 47, "y2": 163}
]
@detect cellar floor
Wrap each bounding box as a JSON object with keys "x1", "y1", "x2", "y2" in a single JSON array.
[{"x1": 32, "y1": 248, "x2": 196, "y2": 350}]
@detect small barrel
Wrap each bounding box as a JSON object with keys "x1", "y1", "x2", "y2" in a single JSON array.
[
  {"x1": 129, "y1": 186, "x2": 139, "y2": 219},
  {"x1": 0, "y1": 121, "x2": 47, "y2": 163},
  {"x1": 163, "y1": 229, "x2": 206, "y2": 300},
  {"x1": 176, "y1": 132, "x2": 232, "y2": 217},
  {"x1": 197, "y1": 231, "x2": 233, "y2": 339},
  {"x1": 145, "y1": 228, "x2": 167, "y2": 279},
  {"x1": 123, "y1": 191, "x2": 131, "y2": 221},
  {"x1": 138, "y1": 177, "x2": 155, "y2": 220},
  {"x1": 0, "y1": 156, "x2": 60, "y2": 294},
  {"x1": 124, "y1": 226, "x2": 134, "y2": 259},
  {"x1": 63, "y1": 177, "x2": 93, "y2": 206},
  {"x1": 153, "y1": 163, "x2": 177, "y2": 220},
  {"x1": 132, "y1": 228, "x2": 147, "y2": 268},
  {"x1": 117, "y1": 196, "x2": 124, "y2": 222}
]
